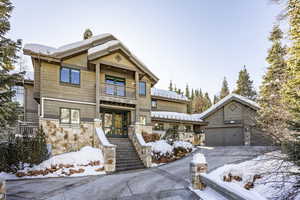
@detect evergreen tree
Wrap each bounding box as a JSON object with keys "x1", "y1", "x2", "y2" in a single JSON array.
[
  {"x1": 0, "y1": 0, "x2": 23, "y2": 128},
  {"x1": 191, "y1": 89, "x2": 195, "y2": 100},
  {"x1": 83, "y1": 28, "x2": 93, "y2": 40},
  {"x1": 168, "y1": 80, "x2": 173, "y2": 91},
  {"x1": 234, "y1": 66, "x2": 257, "y2": 100},
  {"x1": 185, "y1": 84, "x2": 190, "y2": 99},
  {"x1": 282, "y1": 0, "x2": 300, "y2": 127},
  {"x1": 204, "y1": 92, "x2": 212, "y2": 110},
  {"x1": 258, "y1": 25, "x2": 288, "y2": 142},
  {"x1": 220, "y1": 77, "x2": 230, "y2": 99},
  {"x1": 213, "y1": 95, "x2": 219, "y2": 104}
]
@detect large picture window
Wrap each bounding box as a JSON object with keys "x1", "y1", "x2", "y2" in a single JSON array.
[
  {"x1": 60, "y1": 67, "x2": 80, "y2": 85},
  {"x1": 60, "y1": 108, "x2": 80, "y2": 124},
  {"x1": 139, "y1": 81, "x2": 146, "y2": 96}
]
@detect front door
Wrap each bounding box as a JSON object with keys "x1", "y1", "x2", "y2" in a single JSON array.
[{"x1": 102, "y1": 110, "x2": 128, "y2": 138}]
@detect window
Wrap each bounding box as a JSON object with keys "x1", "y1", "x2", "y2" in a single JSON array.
[
  {"x1": 171, "y1": 124, "x2": 179, "y2": 130},
  {"x1": 105, "y1": 75, "x2": 125, "y2": 96},
  {"x1": 60, "y1": 108, "x2": 80, "y2": 124},
  {"x1": 151, "y1": 100, "x2": 157, "y2": 108},
  {"x1": 60, "y1": 67, "x2": 80, "y2": 85},
  {"x1": 154, "y1": 123, "x2": 164, "y2": 131},
  {"x1": 140, "y1": 115, "x2": 147, "y2": 125},
  {"x1": 185, "y1": 125, "x2": 192, "y2": 132},
  {"x1": 139, "y1": 81, "x2": 146, "y2": 96}
]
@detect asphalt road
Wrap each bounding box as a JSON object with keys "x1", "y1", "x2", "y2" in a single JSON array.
[{"x1": 6, "y1": 146, "x2": 272, "y2": 200}]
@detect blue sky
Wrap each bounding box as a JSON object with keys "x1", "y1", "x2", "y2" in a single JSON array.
[{"x1": 9, "y1": 0, "x2": 282, "y2": 97}]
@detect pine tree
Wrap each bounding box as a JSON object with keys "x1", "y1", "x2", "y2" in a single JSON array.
[
  {"x1": 0, "y1": 0, "x2": 23, "y2": 128},
  {"x1": 213, "y1": 95, "x2": 219, "y2": 104},
  {"x1": 185, "y1": 84, "x2": 190, "y2": 99},
  {"x1": 168, "y1": 80, "x2": 173, "y2": 91},
  {"x1": 191, "y1": 89, "x2": 195, "y2": 100},
  {"x1": 258, "y1": 25, "x2": 288, "y2": 142},
  {"x1": 282, "y1": 0, "x2": 300, "y2": 127},
  {"x1": 83, "y1": 28, "x2": 93, "y2": 40},
  {"x1": 204, "y1": 92, "x2": 212, "y2": 110},
  {"x1": 234, "y1": 66, "x2": 257, "y2": 100},
  {"x1": 220, "y1": 77, "x2": 230, "y2": 99}
]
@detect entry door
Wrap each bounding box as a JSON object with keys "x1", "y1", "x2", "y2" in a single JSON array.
[{"x1": 103, "y1": 111, "x2": 128, "y2": 138}]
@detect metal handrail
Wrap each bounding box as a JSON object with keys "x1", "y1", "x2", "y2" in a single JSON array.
[{"x1": 100, "y1": 83, "x2": 136, "y2": 99}]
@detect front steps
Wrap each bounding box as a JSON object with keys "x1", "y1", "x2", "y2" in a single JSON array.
[{"x1": 108, "y1": 138, "x2": 145, "y2": 171}]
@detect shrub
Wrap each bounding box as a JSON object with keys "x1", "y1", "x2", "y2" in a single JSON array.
[
  {"x1": 142, "y1": 132, "x2": 160, "y2": 143},
  {"x1": 0, "y1": 126, "x2": 49, "y2": 173},
  {"x1": 162, "y1": 128, "x2": 180, "y2": 143}
]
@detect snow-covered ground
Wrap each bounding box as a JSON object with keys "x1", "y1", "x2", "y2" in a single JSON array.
[
  {"x1": 0, "y1": 146, "x2": 105, "y2": 180},
  {"x1": 194, "y1": 151, "x2": 299, "y2": 200}
]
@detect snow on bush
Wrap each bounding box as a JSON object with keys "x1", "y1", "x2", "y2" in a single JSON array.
[
  {"x1": 0, "y1": 146, "x2": 105, "y2": 179},
  {"x1": 149, "y1": 140, "x2": 173, "y2": 156},
  {"x1": 173, "y1": 141, "x2": 193, "y2": 150},
  {"x1": 192, "y1": 153, "x2": 206, "y2": 164},
  {"x1": 206, "y1": 151, "x2": 300, "y2": 200}
]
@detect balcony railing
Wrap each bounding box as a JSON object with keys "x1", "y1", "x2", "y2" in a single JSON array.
[{"x1": 100, "y1": 83, "x2": 136, "y2": 99}]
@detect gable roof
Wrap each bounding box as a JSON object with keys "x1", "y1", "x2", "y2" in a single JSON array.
[
  {"x1": 192, "y1": 93, "x2": 260, "y2": 119},
  {"x1": 23, "y1": 33, "x2": 159, "y2": 83},
  {"x1": 151, "y1": 88, "x2": 189, "y2": 102}
]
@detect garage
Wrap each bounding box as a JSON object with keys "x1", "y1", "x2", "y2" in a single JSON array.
[{"x1": 205, "y1": 127, "x2": 244, "y2": 146}]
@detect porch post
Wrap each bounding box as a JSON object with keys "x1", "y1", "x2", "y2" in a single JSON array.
[
  {"x1": 96, "y1": 63, "x2": 101, "y2": 118},
  {"x1": 135, "y1": 71, "x2": 139, "y2": 123}
]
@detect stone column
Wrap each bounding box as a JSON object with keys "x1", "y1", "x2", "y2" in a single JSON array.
[
  {"x1": 0, "y1": 179, "x2": 6, "y2": 200},
  {"x1": 135, "y1": 71, "x2": 140, "y2": 123},
  {"x1": 96, "y1": 63, "x2": 101, "y2": 118},
  {"x1": 244, "y1": 126, "x2": 251, "y2": 146},
  {"x1": 190, "y1": 153, "x2": 207, "y2": 190}
]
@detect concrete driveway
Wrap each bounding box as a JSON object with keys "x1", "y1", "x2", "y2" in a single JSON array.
[{"x1": 6, "y1": 146, "x2": 272, "y2": 200}]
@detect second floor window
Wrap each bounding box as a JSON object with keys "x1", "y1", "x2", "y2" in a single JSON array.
[
  {"x1": 139, "y1": 81, "x2": 146, "y2": 96},
  {"x1": 60, "y1": 67, "x2": 80, "y2": 85}
]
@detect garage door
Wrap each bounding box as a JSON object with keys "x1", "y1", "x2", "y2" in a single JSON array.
[{"x1": 205, "y1": 127, "x2": 244, "y2": 146}]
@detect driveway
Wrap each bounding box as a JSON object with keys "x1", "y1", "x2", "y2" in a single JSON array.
[{"x1": 6, "y1": 146, "x2": 273, "y2": 200}]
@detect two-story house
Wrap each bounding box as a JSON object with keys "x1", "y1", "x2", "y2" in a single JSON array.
[{"x1": 23, "y1": 33, "x2": 160, "y2": 155}]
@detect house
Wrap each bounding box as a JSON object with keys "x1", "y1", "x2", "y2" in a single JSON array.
[
  {"x1": 22, "y1": 33, "x2": 209, "y2": 171},
  {"x1": 150, "y1": 88, "x2": 207, "y2": 144},
  {"x1": 193, "y1": 93, "x2": 272, "y2": 146}
]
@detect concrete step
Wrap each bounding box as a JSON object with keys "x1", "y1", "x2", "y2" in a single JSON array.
[
  {"x1": 116, "y1": 159, "x2": 143, "y2": 164},
  {"x1": 116, "y1": 165, "x2": 145, "y2": 172},
  {"x1": 116, "y1": 162, "x2": 145, "y2": 168}
]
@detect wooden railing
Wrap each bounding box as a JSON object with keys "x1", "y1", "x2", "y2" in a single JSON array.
[
  {"x1": 100, "y1": 83, "x2": 136, "y2": 99},
  {"x1": 18, "y1": 122, "x2": 39, "y2": 136}
]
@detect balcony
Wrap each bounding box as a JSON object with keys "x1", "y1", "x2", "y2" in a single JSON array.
[{"x1": 100, "y1": 83, "x2": 137, "y2": 104}]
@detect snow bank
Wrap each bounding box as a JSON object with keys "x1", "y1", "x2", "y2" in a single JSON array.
[
  {"x1": 206, "y1": 151, "x2": 299, "y2": 199},
  {"x1": 192, "y1": 153, "x2": 206, "y2": 164},
  {"x1": 173, "y1": 141, "x2": 193, "y2": 150},
  {"x1": 151, "y1": 88, "x2": 188, "y2": 101},
  {"x1": 0, "y1": 146, "x2": 105, "y2": 180},
  {"x1": 96, "y1": 128, "x2": 114, "y2": 146},
  {"x1": 151, "y1": 111, "x2": 203, "y2": 122},
  {"x1": 148, "y1": 140, "x2": 173, "y2": 156},
  {"x1": 190, "y1": 186, "x2": 228, "y2": 200}
]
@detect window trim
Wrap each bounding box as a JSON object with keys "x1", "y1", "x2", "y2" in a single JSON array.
[
  {"x1": 139, "y1": 81, "x2": 146, "y2": 96},
  {"x1": 151, "y1": 100, "x2": 157, "y2": 108},
  {"x1": 59, "y1": 107, "x2": 80, "y2": 124},
  {"x1": 60, "y1": 67, "x2": 81, "y2": 86}
]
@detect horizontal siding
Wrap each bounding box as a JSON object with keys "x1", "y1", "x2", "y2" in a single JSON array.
[
  {"x1": 154, "y1": 99, "x2": 187, "y2": 113},
  {"x1": 40, "y1": 62, "x2": 96, "y2": 102}
]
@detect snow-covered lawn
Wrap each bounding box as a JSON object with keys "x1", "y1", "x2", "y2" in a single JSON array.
[
  {"x1": 197, "y1": 151, "x2": 299, "y2": 200},
  {"x1": 0, "y1": 146, "x2": 105, "y2": 180}
]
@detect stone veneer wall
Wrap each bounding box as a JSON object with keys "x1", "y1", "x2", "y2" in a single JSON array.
[
  {"x1": 128, "y1": 123, "x2": 152, "y2": 167},
  {"x1": 0, "y1": 179, "x2": 5, "y2": 200},
  {"x1": 40, "y1": 118, "x2": 97, "y2": 155}
]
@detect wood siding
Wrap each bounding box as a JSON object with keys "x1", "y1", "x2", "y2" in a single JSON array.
[
  {"x1": 24, "y1": 84, "x2": 39, "y2": 122},
  {"x1": 152, "y1": 99, "x2": 187, "y2": 113}
]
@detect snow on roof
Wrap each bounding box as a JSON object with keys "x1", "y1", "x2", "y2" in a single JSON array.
[
  {"x1": 24, "y1": 71, "x2": 34, "y2": 81},
  {"x1": 88, "y1": 40, "x2": 121, "y2": 55},
  {"x1": 151, "y1": 111, "x2": 203, "y2": 122},
  {"x1": 23, "y1": 33, "x2": 112, "y2": 56},
  {"x1": 151, "y1": 88, "x2": 188, "y2": 101},
  {"x1": 193, "y1": 93, "x2": 260, "y2": 119}
]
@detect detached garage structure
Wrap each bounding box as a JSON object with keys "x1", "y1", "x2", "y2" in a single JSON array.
[{"x1": 193, "y1": 94, "x2": 271, "y2": 146}]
